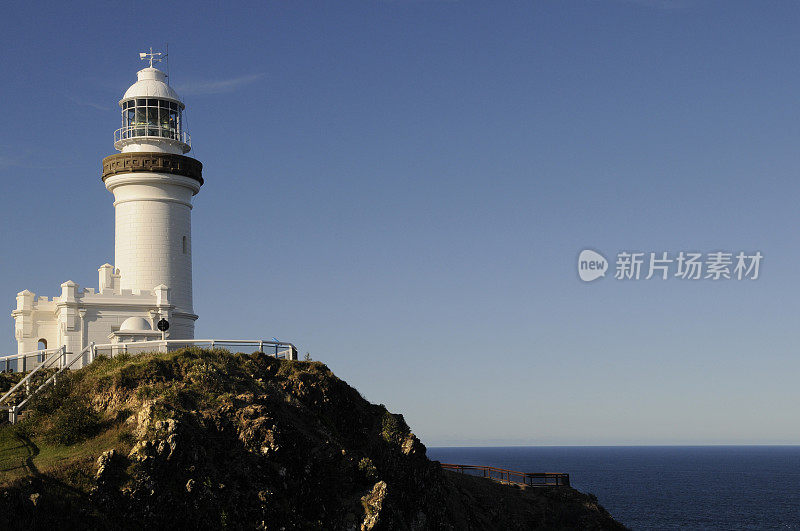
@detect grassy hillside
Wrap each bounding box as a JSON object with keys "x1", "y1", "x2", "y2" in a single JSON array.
[{"x1": 0, "y1": 348, "x2": 626, "y2": 530}]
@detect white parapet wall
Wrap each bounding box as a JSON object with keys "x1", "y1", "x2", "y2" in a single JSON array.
[{"x1": 11, "y1": 264, "x2": 197, "y2": 359}]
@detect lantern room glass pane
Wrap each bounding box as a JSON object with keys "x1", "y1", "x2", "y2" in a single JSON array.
[
  {"x1": 146, "y1": 108, "x2": 158, "y2": 136},
  {"x1": 118, "y1": 98, "x2": 185, "y2": 142},
  {"x1": 158, "y1": 108, "x2": 170, "y2": 132}
]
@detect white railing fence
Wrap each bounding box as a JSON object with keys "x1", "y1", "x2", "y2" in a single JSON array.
[
  {"x1": 1, "y1": 346, "x2": 67, "y2": 422},
  {"x1": 0, "y1": 347, "x2": 63, "y2": 373},
  {"x1": 3, "y1": 339, "x2": 298, "y2": 424},
  {"x1": 89, "y1": 339, "x2": 296, "y2": 363}
]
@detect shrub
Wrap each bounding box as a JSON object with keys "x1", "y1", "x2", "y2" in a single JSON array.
[
  {"x1": 46, "y1": 397, "x2": 101, "y2": 445},
  {"x1": 187, "y1": 361, "x2": 223, "y2": 394},
  {"x1": 358, "y1": 457, "x2": 378, "y2": 480},
  {"x1": 380, "y1": 411, "x2": 403, "y2": 444},
  {"x1": 30, "y1": 379, "x2": 73, "y2": 416}
]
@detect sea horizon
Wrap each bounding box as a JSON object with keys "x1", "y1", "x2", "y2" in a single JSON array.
[{"x1": 428, "y1": 445, "x2": 800, "y2": 529}]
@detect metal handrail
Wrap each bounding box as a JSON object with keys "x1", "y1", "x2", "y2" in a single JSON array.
[
  {"x1": 91, "y1": 339, "x2": 297, "y2": 358},
  {"x1": 0, "y1": 346, "x2": 66, "y2": 408},
  {"x1": 15, "y1": 344, "x2": 93, "y2": 414},
  {"x1": 0, "y1": 348, "x2": 60, "y2": 364},
  {"x1": 0, "y1": 348, "x2": 61, "y2": 372},
  {"x1": 6, "y1": 339, "x2": 299, "y2": 423},
  {"x1": 93, "y1": 338, "x2": 295, "y2": 349},
  {"x1": 440, "y1": 463, "x2": 570, "y2": 487},
  {"x1": 114, "y1": 126, "x2": 191, "y2": 147}
]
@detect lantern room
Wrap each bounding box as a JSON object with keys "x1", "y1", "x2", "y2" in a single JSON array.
[{"x1": 114, "y1": 65, "x2": 191, "y2": 154}]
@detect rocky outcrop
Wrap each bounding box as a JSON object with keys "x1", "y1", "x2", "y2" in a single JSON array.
[{"x1": 0, "y1": 349, "x2": 626, "y2": 530}]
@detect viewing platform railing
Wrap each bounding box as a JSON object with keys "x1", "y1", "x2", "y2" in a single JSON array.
[
  {"x1": 89, "y1": 339, "x2": 297, "y2": 363},
  {"x1": 440, "y1": 463, "x2": 570, "y2": 487},
  {"x1": 0, "y1": 348, "x2": 62, "y2": 373},
  {"x1": 3, "y1": 339, "x2": 298, "y2": 424},
  {"x1": 1, "y1": 346, "x2": 67, "y2": 422}
]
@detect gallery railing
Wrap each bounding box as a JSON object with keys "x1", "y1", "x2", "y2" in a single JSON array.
[{"x1": 114, "y1": 125, "x2": 191, "y2": 147}]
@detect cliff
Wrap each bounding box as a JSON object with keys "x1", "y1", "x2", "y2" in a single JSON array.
[{"x1": 0, "y1": 348, "x2": 626, "y2": 530}]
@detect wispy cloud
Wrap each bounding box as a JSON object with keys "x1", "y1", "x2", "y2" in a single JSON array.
[
  {"x1": 175, "y1": 73, "x2": 266, "y2": 96},
  {"x1": 0, "y1": 150, "x2": 61, "y2": 170},
  {"x1": 0, "y1": 143, "x2": 82, "y2": 170},
  {"x1": 0, "y1": 148, "x2": 30, "y2": 169},
  {"x1": 68, "y1": 96, "x2": 113, "y2": 111}
]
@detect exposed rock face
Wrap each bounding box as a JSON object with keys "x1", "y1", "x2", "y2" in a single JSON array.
[
  {"x1": 361, "y1": 480, "x2": 388, "y2": 530},
  {"x1": 0, "y1": 349, "x2": 626, "y2": 530}
]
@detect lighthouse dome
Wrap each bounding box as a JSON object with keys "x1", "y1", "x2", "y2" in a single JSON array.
[
  {"x1": 115, "y1": 62, "x2": 190, "y2": 154},
  {"x1": 119, "y1": 316, "x2": 152, "y2": 332},
  {"x1": 122, "y1": 67, "x2": 183, "y2": 105}
]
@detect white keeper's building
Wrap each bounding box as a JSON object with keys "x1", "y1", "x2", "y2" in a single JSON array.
[{"x1": 11, "y1": 53, "x2": 203, "y2": 362}]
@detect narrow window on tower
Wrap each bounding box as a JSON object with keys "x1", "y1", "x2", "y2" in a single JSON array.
[{"x1": 183, "y1": 236, "x2": 188, "y2": 254}]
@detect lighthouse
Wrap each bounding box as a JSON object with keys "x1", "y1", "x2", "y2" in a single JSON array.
[
  {"x1": 103, "y1": 50, "x2": 203, "y2": 339},
  {"x1": 12, "y1": 51, "x2": 203, "y2": 361}
]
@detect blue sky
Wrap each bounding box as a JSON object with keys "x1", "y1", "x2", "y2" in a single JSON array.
[{"x1": 2, "y1": 0, "x2": 800, "y2": 445}]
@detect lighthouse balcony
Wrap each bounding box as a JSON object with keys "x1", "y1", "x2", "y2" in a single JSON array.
[{"x1": 114, "y1": 125, "x2": 191, "y2": 153}]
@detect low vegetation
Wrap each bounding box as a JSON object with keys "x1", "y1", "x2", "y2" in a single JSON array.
[{"x1": 0, "y1": 348, "x2": 625, "y2": 530}]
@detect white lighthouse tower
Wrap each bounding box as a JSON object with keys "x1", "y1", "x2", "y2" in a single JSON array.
[
  {"x1": 103, "y1": 50, "x2": 203, "y2": 339},
  {"x1": 12, "y1": 51, "x2": 203, "y2": 360}
]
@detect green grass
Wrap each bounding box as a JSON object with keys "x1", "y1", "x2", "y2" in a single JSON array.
[
  {"x1": 0, "y1": 427, "x2": 30, "y2": 482},
  {"x1": 0, "y1": 348, "x2": 331, "y2": 490},
  {"x1": 0, "y1": 422, "x2": 134, "y2": 488}
]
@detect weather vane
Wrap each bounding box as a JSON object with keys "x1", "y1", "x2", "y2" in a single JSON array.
[{"x1": 139, "y1": 47, "x2": 166, "y2": 68}]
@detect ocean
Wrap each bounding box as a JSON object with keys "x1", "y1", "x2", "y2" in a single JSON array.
[{"x1": 427, "y1": 446, "x2": 800, "y2": 530}]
